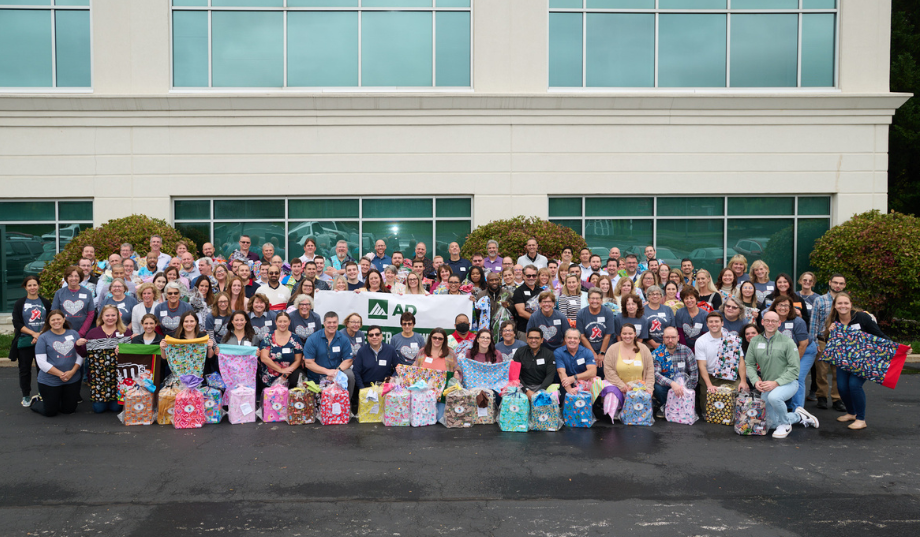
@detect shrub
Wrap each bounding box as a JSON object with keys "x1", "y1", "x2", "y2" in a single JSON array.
[
  {"x1": 40, "y1": 215, "x2": 197, "y2": 299},
  {"x1": 810, "y1": 210, "x2": 920, "y2": 323},
  {"x1": 460, "y1": 216, "x2": 587, "y2": 262}
]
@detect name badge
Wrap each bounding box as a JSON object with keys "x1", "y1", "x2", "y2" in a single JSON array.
[
  {"x1": 308, "y1": 323, "x2": 315, "y2": 328},
  {"x1": 597, "y1": 318, "x2": 603, "y2": 323},
  {"x1": 356, "y1": 337, "x2": 362, "y2": 343},
  {"x1": 410, "y1": 342, "x2": 418, "y2": 348},
  {"x1": 536, "y1": 358, "x2": 545, "y2": 365},
  {"x1": 767, "y1": 286, "x2": 774, "y2": 291},
  {"x1": 265, "y1": 321, "x2": 272, "y2": 326},
  {"x1": 553, "y1": 319, "x2": 561, "y2": 326},
  {"x1": 694, "y1": 323, "x2": 702, "y2": 329},
  {"x1": 282, "y1": 347, "x2": 291, "y2": 354},
  {"x1": 160, "y1": 311, "x2": 167, "y2": 317},
  {"x1": 785, "y1": 322, "x2": 794, "y2": 329},
  {"x1": 215, "y1": 319, "x2": 222, "y2": 326},
  {"x1": 378, "y1": 360, "x2": 387, "y2": 367},
  {"x1": 79, "y1": 294, "x2": 87, "y2": 299},
  {"x1": 806, "y1": 304, "x2": 813, "y2": 310},
  {"x1": 424, "y1": 357, "x2": 434, "y2": 364},
  {"x1": 332, "y1": 346, "x2": 341, "y2": 352},
  {"x1": 524, "y1": 291, "x2": 531, "y2": 296},
  {"x1": 851, "y1": 323, "x2": 861, "y2": 330},
  {"x1": 576, "y1": 358, "x2": 585, "y2": 365},
  {"x1": 65, "y1": 335, "x2": 74, "y2": 341},
  {"x1": 757, "y1": 343, "x2": 766, "y2": 349},
  {"x1": 460, "y1": 267, "x2": 466, "y2": 272},
  {"x1": 243, "y1": 341, "x2": 252, "y2": 346}
]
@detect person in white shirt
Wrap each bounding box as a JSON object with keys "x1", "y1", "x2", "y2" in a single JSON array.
[
  {"x1": 256, "y1": 266, "x2": 291, "y2": 310},
  {"x1": 694, "y1": 311, "x2": 747, "y2": 412},
  {"x1": 148, "y1": 235, "x2": 171, "y2": 271},
  {"x1": 299, "y1": 237, "x2": 317, "y2": 265},
  {"x1": 516, "y1": 238, "x2": 548, "y2": 269}
]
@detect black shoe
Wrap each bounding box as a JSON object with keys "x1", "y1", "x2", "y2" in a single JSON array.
[
  {"x1": 816, "y1": 398, "x2": 828, "y2": 410},
  {"x1": 832, "y1": 401, "x2": 847, "y2": 412},
  {"x1": 77, "y1": 396, "x2": 84, "y2": 404}
]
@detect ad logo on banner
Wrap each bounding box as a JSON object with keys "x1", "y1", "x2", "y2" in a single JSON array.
[
  {"x1": 368, "y1": 299, "x2": 389, "y2": 320},
  {"x1": 314, "y1": 290, "x2": 473, "y2": 339}
]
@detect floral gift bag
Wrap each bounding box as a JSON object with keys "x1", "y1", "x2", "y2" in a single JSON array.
[
  {"x1": 442, "y1": 388, "x2": 477, "y2": 428},
  {"x1": 199, "y1": 385, "x2": 223, "y2": 424},
  {"x1": 529, "y1": 390, "x2": 562, "y2": 432},
  {"x1": 665, "y1": 374, "x2": 698, "y2": 425},
  {"x1": 217, "y1": 344, "x2": 259, "y2": 407},
  {"x1": 408, "y1": 381, "x2": 438, "y2": 427},
  {"x1": 383, "y1": 383, "x2": 411, "y2": 427},
  {"x1": 261, "y1": 382, "x2": 289, "y2": 423}
]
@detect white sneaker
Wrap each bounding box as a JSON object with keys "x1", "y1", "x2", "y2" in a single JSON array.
[
  {"x1": 795, "y1": 407, "x2": 820, "y2": 429},
  {"x1": 772, "y1": 424, "x2": 792, "y2": 438},
  {"x1": 21, "y1": 396, "x2": 32, "y2": 408}
]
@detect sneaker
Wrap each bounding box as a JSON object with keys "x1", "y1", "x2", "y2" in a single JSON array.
[
  {"x1": 772, "y1": 424, "x2": 792, "y2": 438},
  {"x1": 21, "y1": 396, "x2": 33, "y2": 408},
  {"x1": 77, "y1": 396, "x2": 84, "y2": 404},
  {"x1": 816, "y1": 398, "x2": 828, "y2": 410},
  {"x1": 795, "y1": 407, "x2": 820, "y2": 429},
  {"x1": 654, "y1": 409, "x2": 665, "y2": 419},
  {"x1": 832, "y1": 401, "x2": 847, "y2": 412}
]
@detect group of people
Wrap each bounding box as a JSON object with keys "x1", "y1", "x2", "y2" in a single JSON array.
[{"x1": 10, "y1": 234, "x2": 889, "y2": 436}]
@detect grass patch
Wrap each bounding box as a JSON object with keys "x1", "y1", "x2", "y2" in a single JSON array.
[{"x1": 0, "y1": 333, "x2": 11, "y2": 358}]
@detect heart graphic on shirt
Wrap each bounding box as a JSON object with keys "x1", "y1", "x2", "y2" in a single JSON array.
[
  {"x1": 161, "y1": 316, "x2": 180, "y2": 331},
  {"x1": 28, "y1": 309, "x2": 42, "y2": 323},
  {"x1": 540, "y1": 325, "x2": 557, "y2": 341},
  {"x1": 399, "y1": 345, "x2": 420, "y2": 360},
  {"x1": 500, "y1": 352, "x2": 513, "y2": 362},
  {"x1": 682, "y1": 323, "x2": 702, "y2": 338},
  {"x1": 295, "y1": 325, "x2": 314, "y2": 339},
  {"x1": 755, "y1": 290, "x2": 768, "y2": 304},
  {"x1": 781, "y1": 329, "x2": 794, "y2": 339},
  {"x1": 62, "y1": 299, "x2": 84, "y2": 316},
  {"x1": 254, "y1": 326, "x2": 270, "y2": 339},
  {"x1": 52, "y1": 339, "x2": 74, "y2": 356}
]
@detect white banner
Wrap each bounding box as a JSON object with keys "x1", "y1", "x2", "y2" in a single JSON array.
[{"x1": 313, "y1": 290, "x2": 474, "y2": 333}]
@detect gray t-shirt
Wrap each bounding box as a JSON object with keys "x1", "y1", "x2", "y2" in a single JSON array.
[
  {"x1": 22, "y1": 298, "x2": 47, "y2": 334},
  {"x1": 36, "y1": 329, "x2": 82, "y2": 386},
  {"x1": 390, "y1": 333, "x2": 426, "y2": 366},
  {"x1": 642, "y1": 304, "x2": 675, "y2": 345},
  {"x1": 495, "y1": 340, "x2": 526, "y2": 362},
  {"x1": 576, "y1": 307, "x2": 616, "y2": 353}
]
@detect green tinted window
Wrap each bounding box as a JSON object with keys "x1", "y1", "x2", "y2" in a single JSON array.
[
  {"x1": 436, "y1": 12, "x2": 471, "y2": 87},
  {"x1": 803, "y1": 0, "x2": 835, "y2": 8},
  {"x1": 58, "y1": 201, "x2": 92, "y2": 221},
  {"x1": 436, "y1": 198, "x2": 471, "y2": 218},
  {"x1": 587, "y1": 0, "x2": 655, "y2": 7},
  {"x1": 550, "y1": 219, "x2": 583, "y2": 237},
  {"x1": 213, "y1": 222, "x2": 286, "y2": 260},
  {"x1": 728, "y1": 197, "x2": 794, "y2": 216},
  {"x1": 798, "y1": 196, "x2": 831, "y2": 216},
  {"x1": 801, "y1": 14, "x2": 835, "y2": 87},
  {"x1": 549, "y1": 13, "x2": 583, "y2": 87},
  {"x1": 659, "y1": 0, "x2": 726, "y2": 8},
  {"x1": 0, "y1": 202, "x2": 55, "y2": 222},
  {"x1": 363, "y1": 0, "x2": 431, "y2": 6},
  {"x1": 796, "y1": 219, "x2": 830, "y2": 277},
  {"x1": 550, "y1": 0, "x2": 582, "y2": 7},
  {"x1": 212, "y1": 0, "x2": 283, "y2": 5},
  {"x1": 362, "y1": 11, "x2": 432, "y2": 86},
  {"x1": 727, "y1": 218, "x2": 794, "y2": 278},
  {"x1": 363, "y1": 199, "x2": 432, "y2": 219},
  {"x1": 173, "y1": 0, "x2": 208, "y2": 5},
  {"x1": 437, "y1": 0, "x2": 470, "y2": 6},
  {"x1": 214, "y1": 200, "x2": 284, "y2": 220},
  {"x1": 659, "y1": 14, "x2": 726, "y2": 88},
  {"x1": 174, "y1": 200, "x2": 210, "y2": 221},
  {"x1": 175, "y1": 223, "x2": 211, "y2": 255},
  {"x1": 0, "y1": 10, "x2": 52, "y2": 87},
  {"x1": 732, "y1": 0, "x2": 798, "y2": 8},
  {"x1": 54, "y1": 10, "x2": 91, "y2": 87},
  {"x1": 586, "y1": 197, "x2": 653, "y2": 217},
  {"x1": 288, "y1": 0, "x2": 357, "y2": 5},
  {"x1": 730, "y1": 15, "x2": 798, "y2": 88},
  {"x1": 288, "y1": 11, "x2": 359, "y2": 87},
  {"x1": 363, "y1": 221, "x2": 433, "y2": 257},
  {"x1": 288, "y1": 220, "x2": 360, "y2": 260},
  {"x1": 657, "y1": 197, "x2": 724, "y2": 217},
  {"x1": 586, "y1": 14, "x2": 655, "y2": 88},
  {"x1": 212, "y1": 11, "x2": 284, "y2": 87},
  {"x1": 657, "y1": 219, "x2": 724, "y2": 274},
  {"x1": 435, "y1": 220, "x2": 471, "y2": 258},
  {"x1": 585, "y1": 219, "x2": 653, "y2": 255},
  {"x1": 288, "y1": 199, "x2": 359, "y2": 219},
  {"x1": 172, "y1": 11, "x2": 209, "y2": 87},
  {"x1": 549, "y1": 198, "x2": 582, "y2": 218}
]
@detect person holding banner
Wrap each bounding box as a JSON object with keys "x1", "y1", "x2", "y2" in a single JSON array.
[
  {"x1": 383, "y1": 266, "x2": 406, "y2": 295},
  {"x1": 353, "y1": 326, "x2": 399, "y2": 390},
  {"x1": 302, "y1": 312, "x2": 356, "y2": 396},
  {"x1": 415, "y1": 328, "x2": 458, "y2": 377},
  {"x1": 391, "y1": 312, "x2": 426, "y2": 366},
  {"x1": 404, "y1": 272, "x2": 429, "y2": 296},
  {"x1": 162, "y1": 311, "x2": 216, "y2": 376},
  {"x1": 357, "y1": 270, "x2": 388, "y2": 294}
]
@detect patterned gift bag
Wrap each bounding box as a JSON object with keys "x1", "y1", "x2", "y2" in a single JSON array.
[
  {"x1": 498, "y1": 389, "x2": 530, "y2": 432},
  {"x1": 823, "y1": 323, "x2": 911, "y2": 389},
  {"x1": 287, "y1": 388, "x2": 314, "y2": 425},
  {"x1": 218, "y1": 345, "x2": 259, "y2": 407},
  {"x1": 199, "y1": 386, "x2": 223, "y2": 424},
  {"x1": 705, "y1": 385, "x2": 736, "y2": 426},
  {"x1": 87, "y1": 336, "x2": 131, "y2": 404},
  {"x1": 173, "y1": 376, "x2": 206, "y2": 429},
  {"x1": 458, "y1": 358, "x2": 512, "y2": 391},
  {"x1": 228, "y1": 385, "x2": 256, "y2": 424},
  {"x1": 470, "y1": 388, "x2": 496, "y2": 425},
  {"x1": 163, "y1": 335, "x2": 209, "y2": 379},
  {"x1": 383, "y1": 384, "x2": 411, "y2": 427},
  {"x1": 409, "y1": 384, "x2": 438, "y2": 427},
  {"x1": 621, "y1": 382, "x2": 654, "y2": 426},
  {"x1": 529, "y1": 390, "x2": 562, "y2": 431},
  {"x1": 733, "y1": 392, "x2": 767, "y2": 436},
  {"x1": 157, "y1": 385, "x2": 179, "y2": 425},
  {"x1": 205, "y1": 372, "x2": 227, "y2": 391},
  {"x1": 319, "y1": 383, "x2": 351, "y2": 425},
  {"x1": 117, "y1": 343, "x2": 163, "y2": 400},
  {"x1": 563, "y1": 390, "x2": 596, "y2": 428},
  {"x1": 443, "y1": 389, "x2": 477, "y2": 428},
  {"x1": 124, "y1": 386, "x2": 155, "y2": 426},
  {"x1": 665, "y1": 375, "x2": 698, "y2": 425},
  {"x1": 712, "y1": 333, "x2": 742, "y2": 381},
  {"x1": 262, "y1": 384, "x2": 289, "y2": 423},
  {"x1": 396, "y1": 365, "x2": 448, "y2": 396},
  {"x1": 358, "y1": 384, "x2": 385, "y2": 424}
]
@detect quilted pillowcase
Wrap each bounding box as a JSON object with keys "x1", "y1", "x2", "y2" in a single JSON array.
[
  {"x1": 396, "y1": 364, "x2": 448, "y2": 395},
  {"x1": 458, "y1": 358, "x2": 511, "y2": 391}
]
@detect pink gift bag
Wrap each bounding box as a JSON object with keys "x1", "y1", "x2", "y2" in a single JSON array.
[{"x1": 228, "y1": 385, "x2": 256, "y2": 424}]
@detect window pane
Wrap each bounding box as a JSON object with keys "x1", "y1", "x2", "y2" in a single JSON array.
[
  {"x1": 214, "y1": 222, "x2": 286, "y2": 261},
  {"x1": 436, "y1": 12, "x2": 471, "y2": 86},
  {"x1": 730, "y1": 14, "x2": 797, "y2": 88},
  {"x1": 212, "y1": 0, "x2": 283, "y2": 6},
  {"x1": 212, "y1": 11, "x2": 284, "y2": 87},
  {"x1": 549, "y1": 198, "x2": 582, "y2": 218},
  {"x1": 363, "y1": 0, "x2": 431, "y2": 6},
  {"x1": 437, "y1": 0, "x2": 470, "y2": 6},
  {"x1": 551, "y1": 219, "x2": 583, "y2": 237},
  {"x1": 585, "y1": 197, "x2": 653, "y2": 217},
  {"x1": 55, "y1": 0, "x2": 90, "y2": 6},
  {"x1": 658, "y1": 14, "x2": 726, "y2": 88},
  {"x1": 363, "y1": 221, "x2": 433, "y2": 261},
  {"x1": 798, "y1": 196, "x2": 831, "y2": 216},
  {"x1": 175, "y1": 200, "x2": 210, "y2": 221},
  {"x1": 659, "y1": 0, "x2": 725, "y2": 7},
  {"x1": 435, "y1": 220, "x2": 470, "y2": 258},
  {"x1": 175, "y1": 222, "x2": 211, "y2": 256},
  {"x1": 585, "y1": 219, "x2": 653, "y2": 260},
  {"x1": 728, "y1": 197, "x2": 794, "y2": 216},
  {"x1": 288, "y1": 12, "x2": 358, "y2": 87},
  {"x1": 288, "y1": 0, "x2": 357, "y2": 6},
  {"x1": 586, "y1": 14, "x2": 654, "y2": 87},
  {"x1": 803, "y1": 0, "x2": 835, "y2": 8},
  {"x1": 549, "y1": 13, "x2": 582, "y2": 87},
  {"x1": 55, "y1": 10, "x2": 91, "y2": 87},
  {"x1": 214, "y1": 200, "x2": 284, "y2": 220},
  {"x1": 173, "y1": 0, "x2": 208, "y2": 6},
  {"x1": 657, "y1": 197, "x2": 724, "y2": 217},
  {"x1": 362, "y1": 11, "x2": 432, "y2": 87},
  {"x1": 801, "y1": 14, "x2": 835, "y2": 87},
  {"x1": 657, "y1": 219, "x2": 723, "y2": 275},
  {"x1": 0, "y1": 202, "x2": 55, "y2": 222},
  {"x1": 1, "y1": 224, "x2": 56, "y2": 311},
  {"x1": 550, "y1": 0, "x2": 582, "y2": 7},
  {"x1": 363, "y1": 198, "x2": 432, "y2": 219},
  {"x1": 588, "y1": 0, "x2": 655, "y2": 8},
  {"x1": 172, "y1": 11, "x2": 209, "y2": 87},
  {"x1": 727, "y1": 218, "x2": 794, "y2": 279},
  {"x1": 796, "y1": 218, "x2": 830, "y2": 279},
  {"x1": 288, "y1": 220, "x2": 360, "y2": 260},
  {"x1": 436, "y1": 198, "x2": 471, "y2": 218},
  {"x1": 0, "y1": 10, "x2": 52, "y2": 87},
  {"x1": 58, "y1": 201, "x2": 92, "y2": 221},
  {"x1": 57, "y1": 222, "x2": 90, "y2": 250},
  {"x1": 6, "y1": 1, "x2": 50, "y2": 6},
  {"x1": 732, "y1": 0, "x2": 798, "y2": 8},
  {"x1": 289, "y1": 199, "x2": 359, "y2": 219}
]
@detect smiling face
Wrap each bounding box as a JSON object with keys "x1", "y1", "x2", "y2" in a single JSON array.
[
  {"x1": 142, "y1": 317, "x2": 157, "y2": 334},
  {"x1": 620, "y1": 325, "x2": 636, "y2": 345},
  {"x1": 49, "y1": 312, "x2": 65, "y2": 332}
]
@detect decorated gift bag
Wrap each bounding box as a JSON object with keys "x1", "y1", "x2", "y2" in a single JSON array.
[
  {"x1": 358, "y1": 384, "x2": 385, "y2": 424},
  {"x1": 498, "y1": 387, "x2": 530, "y2": 432},
  {"x1": 563, "y1": 389, "x2": 596, "y2": 428},
  {"x1": 117, "y1": 343, "x2": 164, "y2": 400},
  {"x1": 87, "y1": 335, "x2": 131, "y2": 406},
  {"x1": 199, "y1": 385, "x2": 223, "y2": 424},
  {"x1": 396, "y1": 365, "x2": 448, "y2": 396},
  {"x1": 442, "y1": 388, "x2": 477, "y2": 428},
  {"x1": 123, "y1": 384, "x2": 155, "y2": 426},
  {"x1": 383, "y1": 383, "x2": 411, "y2": 427},
  {"x1": 408, "y1": 381, "x2": 438, "y2": 427},
  {"x1": 713, "y1": 333, "x2": 743, "y2": 381},
  {"x1": 600, "y1": 383, "x2": 623, "y2": 421},
  {"x1": 287, "y1": 387, "x2": 315, "y2": 425},
  {"x1": 734, "y1": 391, "x2": 767, "y2": 436},
  {"x1": 529, "y1": 390, "x2": 563, "y2": 431},
  {"x1": 228, "y1": 385, "x2": 256, "y2": 424},
  {"x1": 823, "y1": 322, "x2": 911, "y2": 389},
  {"x1": 319, "y1": 377, "x2": 351, "y2": 425},
  {"x1": 705, "y1": 385, "x2": 736, "y2": 426},
  {"x1": 458, "y1": 358, "x2": 512, "y2": 391},
  {"x1": 173, "y1": 375, "x2": 206, "y2": 429},
  {"x1": 665, "y1": 374, "x2": 698, "y2": 425},
  {"x1": 205, "y1": 372, "x2": 227, "y2": 391},
  {"x1": 261, "y1": 380, "x2": 289, "y2": 423},
  {"x1": 621, "y1": 381, "x2": 654, "y2": 426},
  {"x1": 470, "y1": 388, "x2": 496, "y2": 425},
  {"x1": 157, "y1": 383, "x2": 180, "y2": 425},
  {"x1": 218, "y1": 344, "x2": 259, "y2": 406}
]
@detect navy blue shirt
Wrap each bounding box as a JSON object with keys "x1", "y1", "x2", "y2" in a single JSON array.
[
  {"x1": 553, "y1": 344, "x2": 596, "y2": 377},
  {"x1": 445, "y1": 258, "x2": 472, "y2": 279},
  {"x1": 352, "y1": 343, "x2": 400, "y2": 389},
  {"x1": 302, "y1": 329, "x2": 354, "y2": 383},
  {"x1": 370, "y1": 254, "x2": 392, "y2": 272}
]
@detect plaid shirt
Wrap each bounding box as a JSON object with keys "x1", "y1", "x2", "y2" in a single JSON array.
[
  {"x1": 652, "y1": 344, "x2": 698, "y2": 390},
  {"x1": 808, "y1": 292, "x2": 834, "y2": 344}
]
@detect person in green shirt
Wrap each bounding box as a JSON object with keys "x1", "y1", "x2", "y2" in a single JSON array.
[{"x1": 745, "y1": 311, "x2": 820, "y2": 438}]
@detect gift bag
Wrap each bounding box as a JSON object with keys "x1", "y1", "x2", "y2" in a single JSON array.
[
  {"x1": 287, "y1": 387, "x2": 314, "y2": 425},
  {"x1": 124, "y1": 385, "x2": 155, "y2": 426},
  {"x1": 664, "y1": 375, "x2": 698, "y2": 425},
  {"x1": 396, "y1": 365, "x2": 448, "y2": 396},
  {"x1": 823, "y1": 322, "x2": 912, "y2": 389},
  {"x1": 199, "y1": 385, "x2": 223, "y2": 424},
  {"x1": 173, "y1": 376, "x2": 206, "y2": 429},
  {"x1": 705, "y1": 385, "x2": 736, "y2": 426},
  {"x1": 442, "y1": 388, "x2": 477, "y2": 428},
  {"x1": 498, "y1": 388, "x2": 529, "y2": 432},
  {"x1": 563, "y1": 390, "x2": 596, "y2": 428},
  {"x1": 358, "y1": 384, "x2": 385, "y2": 424},
  {"x1": 529, "y1": 390, "x2": 563, "y2": 431},
  {"x1": 621, "y1": 382, "x2": 654, "y2": 426},
  {"x1": 470, "y1": 388, "x2": 496, "y2": 425},
  {"x1": 163, "y1": 335, "x2": 209, "y2": 379},
  {"x1": 319, "y1": 383, "x2": 351, "y2": 425},
  {"x1": 383, "y1": 384, "x2": 411, "y2": 427},
  {"x1": 157, "y1": 384, "x2": 179, "y2": 425},
  {"x1": 262, "y1": 382, "x2": 289, "y2": 423},
  {"x1": 228, "y1": 385, "x2": 256, "y2": 424},
  {"x1": 218, "y1": 344, "x2": 259, "y2": 406},
  {"x1": 733, "y1": 391, "x2": 767, "y2": 436},
  {"x1": 205, "y1": 372, "x2": 227, "y2": 391},
  {"x1": 117, "y1": 343, "x2": 163, "y2": 398},
  {"x1": 599, "y1": 383, "x2": 623, "y2": 421},
  {"x1": 408, "y1": 382, "x2": 438, "y2": 427},
  {"x1": 713, "y1": 333, "x2": 742, "y2": 381},
  {"x1": 87, "y1": 336, "x2": 129, "y2": 404},
  {"x1": 458, "y1": 358, "x2": 512, "y2": 391}
]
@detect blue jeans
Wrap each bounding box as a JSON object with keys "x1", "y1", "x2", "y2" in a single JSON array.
[
  {"x1": 837, "y1": 368, "x2": 867, "y2": 420},
  {"x1": 92, "y1": 401, "x2": 122, "y2": 414},
  {"x1": 791, "y1": 342, "x2": 817, "y2": 410},
  {"x1": 653, "y1": 384, "x2": 670, "y2": 409},
  {"x1": 762, "y1": 381, "x2": 800, "y2": 429}
]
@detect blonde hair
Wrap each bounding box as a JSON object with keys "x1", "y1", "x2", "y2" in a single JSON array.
[
  {"x1": 614, "y1": 276, "x2": 634, "y2": 299},
  {"x1": 96, "y1": 304, "x2": 127, "y2": 333},
  {"x1": 332, "y1": 275, "x2": 349, "y2": 291},
  {"x1": 135, "y1": 282, "x2": 161, "y2": 303},
  {"x1": 561, "y1": 274, "x2": 581, "y2": 297},
  {"x1": 749, "y1": 260, "x2": 770, "y2": 283},
  {"x1": 694, "y1": 269, "x2": 719, "y2": 295},
  {"x1": 729, "y1": 254, "x2": 748, "y2": 272}
]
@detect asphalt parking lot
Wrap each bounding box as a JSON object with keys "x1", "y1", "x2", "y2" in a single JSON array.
[{"x1": 1, "y1": 367, "x2": 919, "y2": 537}]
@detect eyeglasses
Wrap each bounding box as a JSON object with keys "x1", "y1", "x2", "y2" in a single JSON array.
[
  {"x1": 724, "y1": 305, "x2": 739, "y2": 310},
  {"x1": 525, "y1": 274, "x2": 536, "y2": 279},
  {"x1": 368, "y1": 333, "x2": 382, "y2": 338},
  {"x1": 166, "y1": 292, "x2": 179, "y2": 296},
  {"x1": 240, "y1": 240, "x2": 250, "y2": 244},
  {"x1": 430, "y1": 336, "x2": 444, "y2": 341},
  {"x1": 401, "y1": 321, "x2": 414, "y2": 326},
  {"x1": 762, "y1": 319, "x2": 780, "y2": 324}
]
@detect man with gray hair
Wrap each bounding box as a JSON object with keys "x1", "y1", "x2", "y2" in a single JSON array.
[
  {"x1": 484, "y1": 239, "x2": 503, "y2": 274},
  {"x1": 330, "y1": 239, "x2": 355, "y2": 277}
]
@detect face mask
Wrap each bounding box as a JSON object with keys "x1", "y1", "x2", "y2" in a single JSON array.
[{"x1": 456, "y1": 323, "x2": 470, "y2": 334}]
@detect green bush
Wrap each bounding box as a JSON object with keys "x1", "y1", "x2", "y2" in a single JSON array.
[
  {"x1": 460, "y1": 216, "x2": 587, "y2": 263},
  {"x1": 40, "y1": 215, "x2": 196, "y2": 299},
  {"x1": 810, "y1": 210, "x2": 920, "y2": 323}
]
